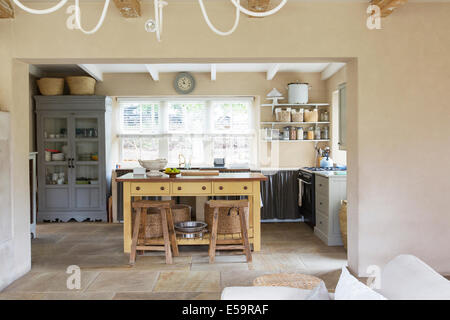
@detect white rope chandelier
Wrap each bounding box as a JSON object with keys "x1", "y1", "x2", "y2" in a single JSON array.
[{"x1": 12, "y1": 0, "x2": 288, "y2": 41}]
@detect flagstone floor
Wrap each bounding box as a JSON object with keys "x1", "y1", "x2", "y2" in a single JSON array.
[{"x1": 0, "y1": 222, "x2": 347, "y2": 300}]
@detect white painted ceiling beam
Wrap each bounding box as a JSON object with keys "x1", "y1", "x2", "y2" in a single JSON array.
[
  {"x1": 321, "y1": 63, "x2": 346, "y2": 81},
  {"x1": 145, "y1": 64, "x2": 159, "y2": 81},
  {"x1": 211, "y1": 64, "x2": 216, "y2": 81},
  {"x1": 266, "y1": 64, "x2": 280, "y2": 81},
  {"x1": 78, "y1": 64, "x2": 103, "y2": 82}
]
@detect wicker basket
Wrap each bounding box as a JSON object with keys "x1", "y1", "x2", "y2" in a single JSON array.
[
  {"x1": 132, "y1": 203, "x2": 191, "y2": 238},
  {"x1": 36, "y1": 78, "x2": 64, "y2": 96},
  {"x1": 339, "y1": 200, "x2": 348, "y2": 250},
  {"x1": 172, "y1": 204, "x2": 192, "y2": 224},
  {"x1": 248, "y1": 0, "x2": 270, "y2": 12},
  {"x1": 205, "y1": 201, "x2": 249, "y2": 234},
  {"x1": 66, "y1": 76, "x2": 96, "y2": 95}
]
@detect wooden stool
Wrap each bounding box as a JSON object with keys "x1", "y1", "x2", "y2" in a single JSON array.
[
  {"x1": 208, "y1": 200, "x2": 252, "y2": 264},
  {"x1": 130, "y1": 200, "x2": 179, "y2": 265}
]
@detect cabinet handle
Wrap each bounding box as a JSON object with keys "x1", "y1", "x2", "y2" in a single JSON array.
[
  {"x1": 160, "y1": 186, "x2": 165, "y2": 191},
  {"x1": 202, "y1": 186, "x2": 206, "y2": 190},
  {"x1": 243, "y1": 186, "x2": 248, "y2": 190},
  {"x1": 136, "y1": 186, "x2": 141, "y2": 191},
  {"x1": 319, "y1": 221, "x2": 322, "y2": 224},
  {"x1": 177, "y1": 186, "x2": 182, "y2": 191},
  {"x1": 319, "y1": 184, "x2": 322, "y2": 187},
  {"x1": 320, "y1": 202, "x2": 323, "y2": 205},
  {"x1": 219, "y1": 186, "x2": 223, "y2": 190}
]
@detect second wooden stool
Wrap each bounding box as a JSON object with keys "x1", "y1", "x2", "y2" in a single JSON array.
[
  {"x1": 130, "y1": 200, "x2": 179, "y2": 265},
  {"x1": 207, "y1": 200, "x2": 252, "y2": 264}
]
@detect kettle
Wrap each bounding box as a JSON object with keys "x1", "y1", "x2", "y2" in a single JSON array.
[{"x1": 320, "y1": 156, "x2": 334, "y2": 168}]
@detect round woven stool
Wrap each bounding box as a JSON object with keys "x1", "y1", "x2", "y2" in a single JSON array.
[{"x1": 253, "y1": 273, "x2": 322, "y2": 290}]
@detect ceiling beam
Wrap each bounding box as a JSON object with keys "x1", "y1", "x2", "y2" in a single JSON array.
[
  {"x1": 0, "y1": 0, "x2": 14, "y2": 19},
  {"x1": 78, "y1": 64, "x2": 103, "y2": 82},
  {"x1": 370, "y1": 0, "x2": 408, "y2": 17},
  {"x1": 266, "y1": 64, "x2": 280, "y2": 81},
  {"x1": 113, "y1": 0, "x2": 141, "y2": 18},
  {"x1": 211, "y1": 64, "x2": 217, "y2": 81},
  {"x1": 145, "y1": 64, "x2": 159, "y2": 81},
  {"x1": 321, "y1": 63, "x2": 346, "y2": 81}
]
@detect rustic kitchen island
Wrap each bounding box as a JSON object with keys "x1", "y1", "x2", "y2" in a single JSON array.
[{"x1": 116, "y1": 172, "x2": 268, "y2": 253}]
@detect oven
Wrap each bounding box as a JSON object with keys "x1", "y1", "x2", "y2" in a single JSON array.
[{"x1": 298, "y1": 169, "x2": 315, "y2": 228}]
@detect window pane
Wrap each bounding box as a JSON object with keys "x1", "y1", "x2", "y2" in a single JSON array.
[
  {"x1": 168, "y1": 102, "x2": 206, "y2": 133},
  {"x1": 122, "y1": 137, "x2": 140, "y2": 161},
  {"x1": 213, "y1": 136, "x2": 250, "y2": 165},
  {"x1": 212, "y1": 102, "x2": 250, "y2": 133},
  {"x1": 121, "y1": 104, "x2": 140, "y2": 132},
  {"x1": 141, "y1": 104, "x2": 160, "y2": 133},
  {"x1": 168, "y1": 135, "x2": 204, "y2": 165},
  {"x1": 141, "y1": 137, "x2": 159, "y2": 160}
]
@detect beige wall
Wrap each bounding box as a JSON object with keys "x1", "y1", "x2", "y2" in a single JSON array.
[
  {"x1": 96, "y1": 71, "x2": 329, "y2": 168},
  {"x1": 1, "y1": 2, "x2": 449, "y2": 289}
]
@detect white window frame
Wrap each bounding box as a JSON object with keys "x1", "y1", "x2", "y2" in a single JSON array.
[{"x1": 117, "y1": 96, "x2": 255, "y2": 167}]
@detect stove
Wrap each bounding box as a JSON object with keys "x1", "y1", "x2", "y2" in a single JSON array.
[{"x1": 302, "y1": 167, "x2": 346, "y2": 172}]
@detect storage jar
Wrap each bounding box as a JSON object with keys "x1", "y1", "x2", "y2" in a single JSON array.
[
  {"x1": 296, "y1": 127, "x2": 304, "y2": 140},
  {"x1": 291, "y1": 109, "x2": 304, "y2": 122}
]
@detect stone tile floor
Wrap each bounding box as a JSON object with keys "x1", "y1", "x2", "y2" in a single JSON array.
[{"x1": 0, "y1": 222, "x2": 347, "y2": 300}]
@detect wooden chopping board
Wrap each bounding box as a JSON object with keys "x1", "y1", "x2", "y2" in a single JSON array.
[{"x1": 181, "y1": 170, "x2": 220, "y2": 176}]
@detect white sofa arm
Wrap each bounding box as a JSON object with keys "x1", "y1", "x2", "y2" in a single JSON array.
[
  {"x1": 221, "y1": 286, "x2": 313, "y2": 300},
  {"x1": 377, "y1": 254, "x2": 450, "y2": 300}
]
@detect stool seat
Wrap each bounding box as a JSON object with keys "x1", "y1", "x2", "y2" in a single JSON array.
[
  {"x1": 207, "y1": 200, "x2": 252, "y2": 264},
  {"x1": 130, "y1": 200, "x2": 179, "y2": 265}
]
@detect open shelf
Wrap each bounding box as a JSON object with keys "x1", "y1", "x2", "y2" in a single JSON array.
[
  {"x1": 261, "y1": 121, "x2": 330, "y2": 126},
  {"x1": 262, "y1": 139, "x2": 330, "y2": 143}
]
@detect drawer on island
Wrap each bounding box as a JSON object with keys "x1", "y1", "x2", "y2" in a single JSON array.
[
  {"x1": 172, "y1": 182, "x2": 212, "y2": 195},
  {"x1": 131, "y1": 182, "x2": 170, "y2": 195},
  {"x1": 213, "y1": 182, "x2": 253, "y2": 194}
]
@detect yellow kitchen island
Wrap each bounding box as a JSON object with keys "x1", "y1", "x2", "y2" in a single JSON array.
[{"x1": 116, "y1": 172, "x2": 268, "y2": 253}]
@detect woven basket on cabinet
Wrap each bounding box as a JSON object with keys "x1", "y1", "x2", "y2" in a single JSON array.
[
  {"x1": 36, "y1": 78, "x2": 64, "y2": 96},
  {"x1": 66, "y1": 76, "x2": 96, "y2": 95}
]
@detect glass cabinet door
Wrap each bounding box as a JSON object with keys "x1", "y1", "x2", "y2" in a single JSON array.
[
  {"x1": 72, "y1": 116, "x2": 102, "y2": 209},
  {"x1": 40, "y1": 115, "x2": 71, "y2": 209}
]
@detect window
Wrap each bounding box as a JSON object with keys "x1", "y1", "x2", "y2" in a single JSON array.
[
  {"x1": 118, "y1": 98, "x2": 254, "y2": 166},
  {"x1": 338, "y1": 83, "x2": 347, "y2": 150}
]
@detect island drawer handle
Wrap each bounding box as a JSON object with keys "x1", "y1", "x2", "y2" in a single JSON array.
[
  {"x1": 219, "y1": 186, "x2": 223, "y2": 190},
  {"x1": 243, "y1": 186, "x2": 248, "y2": 190},
  {"x1": 136, "y1": 186, "x2": 141, "y2": 191},
  {"x1": 160, "y1": 186, "x2": 165, "y2": 191},
  {"x1": 177, "y1": 186, "x2": 182, "y2": 191},
  {"x1": 202, "y1": 186, "x2": 206, "y2": 190}
]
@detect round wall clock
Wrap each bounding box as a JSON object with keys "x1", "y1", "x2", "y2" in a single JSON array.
[{"x1": 174, "y1": 72, "x2": 195, "y2": 94}]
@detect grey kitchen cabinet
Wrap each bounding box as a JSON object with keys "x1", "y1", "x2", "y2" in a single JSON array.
[
  {"x1": 35, "y1": 96, "x2": 112, "y2": 222},
  {"x1": 314, "y1": 174, "x2": 347, "y2": 246}
]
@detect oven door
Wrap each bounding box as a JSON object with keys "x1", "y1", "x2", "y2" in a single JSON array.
[{"x1": 298, "y1": 173, "x2": 315, "y2": 228}]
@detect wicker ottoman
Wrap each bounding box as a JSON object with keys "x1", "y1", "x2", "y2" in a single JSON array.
[{"x1": 253, "y1": 273, "x2": 322, "y2": 290}]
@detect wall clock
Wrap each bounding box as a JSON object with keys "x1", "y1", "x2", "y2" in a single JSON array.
[{"x1": 174, "y1": 72, "x2": 195, "y2": 94}]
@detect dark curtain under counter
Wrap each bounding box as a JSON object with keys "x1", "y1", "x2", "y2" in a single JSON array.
[{"x1": 260, "y1": 170, "x2": 301, "y2": 220}]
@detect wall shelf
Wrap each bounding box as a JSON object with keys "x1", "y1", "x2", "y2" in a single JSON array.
[
  {"x1": 262, "y1": 139, "x2": 330, "y2": 143},
  {"x1": 261, "y1": 121, "x2": 330, "y2": 126},
  {"x1": 261, "y1": 103, "x2": 330, "y2": 113}
]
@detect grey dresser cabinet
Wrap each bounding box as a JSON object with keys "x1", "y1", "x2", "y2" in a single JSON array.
[
  {"x1": 314, "y1": 174, "x2": 347, "y2": 246},
  {"x1": 35, "y1": 96, "x2": 112, "y2": 222}
]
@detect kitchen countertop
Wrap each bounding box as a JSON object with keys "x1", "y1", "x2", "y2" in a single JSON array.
[{"x1": 116, "y1": 172, "x2": 268, "y2": 182}]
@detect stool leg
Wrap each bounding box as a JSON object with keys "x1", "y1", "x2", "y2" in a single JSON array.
[
  {"x1": 160, "y1": 208, "x2": 173, "y2": 265},
  {"x1": 209, "y1": 207, "x2": 219, "y2": 264},
  {"x1": 166, "y1": 208, "x2": 179, "y2": 257},
  {"x1": 137, "y1": 208, "x2": 147, "y2": 255},
  {"x1": 129, "y1": 208, "x2": 142, "y2": 265},
  {"x1": 239, "y1": 207, "x2": 252, "y2": 263}
]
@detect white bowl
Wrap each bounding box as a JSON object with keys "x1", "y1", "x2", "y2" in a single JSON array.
[{"x1": 138, "y1": 159, "x2": 167, "y2": 170}]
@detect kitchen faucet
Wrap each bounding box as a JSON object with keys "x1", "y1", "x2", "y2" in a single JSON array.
[{"x1": 178, "y1": 154, "x2": 186, "y2": 168}]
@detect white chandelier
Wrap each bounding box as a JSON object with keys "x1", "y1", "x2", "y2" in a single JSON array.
[{"x1": 12, "y1": 0, "x2": 288, "y2": 41}]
